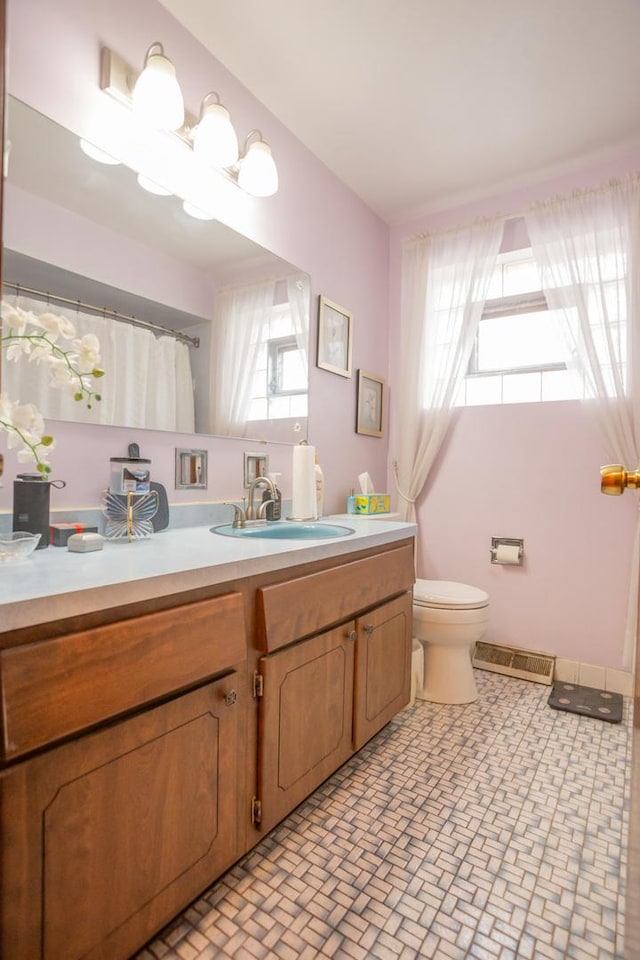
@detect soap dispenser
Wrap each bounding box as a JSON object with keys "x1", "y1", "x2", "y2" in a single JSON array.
[{"x1": 263, "y1": 473, "x2": 282, "y2": 520}]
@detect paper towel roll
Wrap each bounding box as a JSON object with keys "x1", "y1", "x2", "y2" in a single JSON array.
[
  {"x1": 290, "y1": 443, "x2": 316, "y2": 519},
  {"x1": 494, "y1": 543, "x2": 521, "y2": 564}
]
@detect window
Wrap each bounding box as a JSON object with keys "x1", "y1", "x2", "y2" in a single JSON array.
[
  {"x1": 456, "y1": 249, "x2": 583, "y2": 406},
  {"x1": 246, "y1": 305, "x2": 308, "y2": 421}
]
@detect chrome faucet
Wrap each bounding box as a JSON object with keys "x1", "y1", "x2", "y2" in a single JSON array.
[
  {"x1": 225, "y1": 476, "x2": 277, "y2": 528},
  {"x1": 247, "y1": 476, "x2": 277, "y2": 520}
]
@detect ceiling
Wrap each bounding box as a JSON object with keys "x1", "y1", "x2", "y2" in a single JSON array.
[{"x1": 159, "y1": 0, "x2": 640, "y2": 224}]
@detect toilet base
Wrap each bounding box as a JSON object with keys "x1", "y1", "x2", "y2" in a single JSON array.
[{"x1": 415, "y1": 638, "x2": 478, "y2": 705}]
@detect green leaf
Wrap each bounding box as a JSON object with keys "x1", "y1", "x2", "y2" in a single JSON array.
[
  {"x1": 92, "y1": 368, "x2": 105, "y2": 378},
  {"x1": 40, "y1": 435, "x2": 55, "y2": 447}
]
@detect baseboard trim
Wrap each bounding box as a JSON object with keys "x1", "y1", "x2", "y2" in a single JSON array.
[{"x1": 554, "y1": 657, "x2": 633, "y2": 697}]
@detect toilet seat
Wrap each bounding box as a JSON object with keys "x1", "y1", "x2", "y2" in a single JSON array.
[{"x1": 414, "y1": 579, "x2": 489, "y2": 611}]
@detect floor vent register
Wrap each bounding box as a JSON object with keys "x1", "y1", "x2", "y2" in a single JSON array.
[{"x1": 472, "y1": 641, "x2": 555, "y2": 685}]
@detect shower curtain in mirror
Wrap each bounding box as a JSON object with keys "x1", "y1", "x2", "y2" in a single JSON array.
[
  {"x1": 525, "y1": 174, "x2": 640, "y2": 671},
  {"x1": 2, "y1": 295, "x2": 196, "y2": 432},
  {"x1": 394, "y1": 219, "x2": 503, "y2": 524}
]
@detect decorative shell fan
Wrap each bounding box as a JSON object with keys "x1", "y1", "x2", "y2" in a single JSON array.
[{"x1": 101, "y1": 490, "x2": 159, "y2": 541}]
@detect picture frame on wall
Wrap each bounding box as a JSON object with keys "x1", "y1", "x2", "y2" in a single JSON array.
[
  {"x1": 316, "y1": 296, "x2": 353, "y2": 378},
  {"x1": 356, "y1": 370, "x2": 385, "y2": 438}
]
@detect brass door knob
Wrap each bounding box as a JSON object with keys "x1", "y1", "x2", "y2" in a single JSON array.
[{"x1": 600, "y1": 464, "x2": 640, "y2": 495}]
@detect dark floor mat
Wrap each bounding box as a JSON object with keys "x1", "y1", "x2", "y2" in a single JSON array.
[{"x1": 548, "y1": 681, "x2": 622, "y2": 723}]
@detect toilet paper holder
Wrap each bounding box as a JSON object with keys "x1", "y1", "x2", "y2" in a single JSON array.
[{"x1": 491, "y1": 537, "x2": 524, "y2": 565}]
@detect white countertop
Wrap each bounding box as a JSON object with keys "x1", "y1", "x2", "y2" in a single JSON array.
[{"x1": 0, "y1": 518, "x2": 416, "y2": 633}]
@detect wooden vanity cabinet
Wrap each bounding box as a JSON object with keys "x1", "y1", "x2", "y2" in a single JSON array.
[
  {"x1": 0, "y1": 536, "x2": 415, "y2": 959},
  {"x1": 254, "y1": 541, "x2": 414, "y2": 833},
  {"x1": 0, "y1": 592, "x2": 248, "y2": 960}
]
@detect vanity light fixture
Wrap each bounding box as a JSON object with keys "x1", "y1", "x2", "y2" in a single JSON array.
[
  {"x1": 131, "y1": 42, "x2": 185, "y2": 132},
  {"x1": 79, "y1": 139, "x2": 121, "y2": 165},
  {"x1": 238, "y1": 131, "x2": 279, "y2": 198},
  {"x1": 192, "y1": 92, "x2": 239, "y2": 168},
  {"x1": 98, "y1": 45, "x2": 279, "y2": 199},
  {"x1": 137, "y1": 173, "x2": 173, "y2": 196},
  {"x1": 182, "y1": 200, "x2": 216, "y2": 220}
]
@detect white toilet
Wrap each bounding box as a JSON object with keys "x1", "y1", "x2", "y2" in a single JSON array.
[{"x1": 413, "y1": 579, "x2": 490, "y2": 705}]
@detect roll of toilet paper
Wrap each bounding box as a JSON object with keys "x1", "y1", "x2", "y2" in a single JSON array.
[
  {"x1": 290, "y1": 443, "x2": 316, "y2": 519},
  {"x1": 494, "y1": 543, "x2": 521, "y2": 564}
]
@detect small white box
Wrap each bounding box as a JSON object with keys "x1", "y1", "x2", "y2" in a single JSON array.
[{"x1": 67, "y1": 532, "x2": 104, "y2": 553}]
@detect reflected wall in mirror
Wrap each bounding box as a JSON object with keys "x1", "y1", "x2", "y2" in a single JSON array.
[{"x1": 1, "y1": 97, "x2": 310, "y2": 444}]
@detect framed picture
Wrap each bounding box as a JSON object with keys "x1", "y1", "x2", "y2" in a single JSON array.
[
  {"x1": 316, "y1": 296, "x2": 353, "y2": 378},
  {"x1": 356, "y1": 370, "x2": 385, "y2": 438}
]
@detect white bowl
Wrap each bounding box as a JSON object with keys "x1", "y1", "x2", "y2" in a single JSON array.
[{"x1": 0, "y1": 531, "x2": 42, "y2": 562}]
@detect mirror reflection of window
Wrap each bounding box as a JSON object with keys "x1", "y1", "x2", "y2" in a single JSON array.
[{"x1": 210, "y1": 273, "x2": 310, "y2": 437}]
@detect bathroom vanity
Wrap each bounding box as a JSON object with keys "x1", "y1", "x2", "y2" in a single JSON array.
[{"x1": 0, "y1": 519, "x2": 415, "y2": 960}]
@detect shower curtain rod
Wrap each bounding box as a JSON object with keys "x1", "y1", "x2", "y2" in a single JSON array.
[{"x1": 2, "y1": 280, "x2": 200, "y2": 348}]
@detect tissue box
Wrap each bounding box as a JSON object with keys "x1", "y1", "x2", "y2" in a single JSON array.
[
  {"x1": 347, "y1": 494, "x2": 391, "y2": 515},
  {"x1": 50, "y1": 522, "x2": 99, "y2": 546}
]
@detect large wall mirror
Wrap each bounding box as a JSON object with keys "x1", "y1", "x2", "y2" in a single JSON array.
[{"x1": 2, "y1": 95, "x2": 310, "y2": 444}]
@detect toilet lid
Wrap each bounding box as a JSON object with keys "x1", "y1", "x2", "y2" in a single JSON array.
[{"x1": 414, "y1": 579, "x2": 489, "y2": 610}]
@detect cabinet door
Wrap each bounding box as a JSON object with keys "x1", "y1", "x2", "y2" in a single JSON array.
[
  {"x1": 0, "y1": 675, "x2": 244, "y2": 960},
  {"x1": 353, "y1": 592, "x2": 412, "y2": 750},
  {"x1": 258, "y1": 623, "x2": 355, "y2": 832}
]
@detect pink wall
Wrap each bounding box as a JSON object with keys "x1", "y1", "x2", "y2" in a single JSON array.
[
  {"x1": 419, "y1": 401, "x2": 636, "y2": 669},
  {"x1": 387, "y1": 154, "x2": 640, "y2": 672},
  {"x1": 1, "y1": 0, "x2": 390, "y2": 515},
  {"x1": 4, "y1": 0, "x2": 639, "y2": 671}
]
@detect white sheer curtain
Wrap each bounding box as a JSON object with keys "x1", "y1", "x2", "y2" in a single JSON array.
[
  {"x1": 210, "y1": 277, "x2": 277, "y2": 436},
  {"x1": 394, "y1": 220, "x2": 504, "y2": 523},
  {"x1": 287, "y1": 273, "x2": 310, "y2": 367},
  {"x1": 525, "y1": 175, "x2": 640, "y2": 670},
  {"x1": 3, "y1": 295, "x2": 195, "y2": 431}
]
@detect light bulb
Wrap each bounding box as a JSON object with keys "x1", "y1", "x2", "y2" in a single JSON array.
[
  {"x1": 80, "y1": 139, "x2": 121, "y2": 165},
  {"x1": 131, "y1": 43, "x2": 184, "y2": 132},
  {"x1": 193, "y1": 97, "x2": 239, "y2": 168},
  {"x1": 183, "y1": 200, "x2": 216, "y2": 221},
  {"x1": 238, "y1": 139, "x2": 278, "y2": 197},
  {"x1": 137, "y1": 174, "x2": 172, "y2": 196}
]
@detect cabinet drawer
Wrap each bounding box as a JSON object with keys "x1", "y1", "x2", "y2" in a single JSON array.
[
  {"x1": 0, "y1": 593, "x2": 246, "y2": 760},
  {"x1": 257, "y1": 541, "x2": 414, "y2": 652}
]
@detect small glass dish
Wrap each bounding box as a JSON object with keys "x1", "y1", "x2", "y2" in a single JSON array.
[{"x1": 0, "y1": 531, "x2": 42, "y2": 563}]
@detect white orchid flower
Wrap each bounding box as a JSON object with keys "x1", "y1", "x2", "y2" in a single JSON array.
[
  {"x1": 11, "y1": 400, "x2": 46, "y2": 436},
  {"x1": 28, "y1": 343, "x2": 55, "y2": 365},
  {"x1": 1, "y1": 300, "x2": 103, "y2": 473},
  {"x1": 1, "y1": 301, "x2": 28, "y2": 334},
  {"x1": 0, "y1": 391, "x2": 15, "y2": 420},
  {"x1": 48, "y1": 361, "x2": 79, "y2": 395},
  {"x1": 40, "y1": 311, "x2": 76, "y2": 339},
  {"x1": 38, "y1": 310, "x2": 77, "y2": 340},
  {"x1": 74, "y1": 333, "x2": 101, "y2": 371},
  {"x1": 5, "y1": 339, "x2": 32, "y2": 361}
]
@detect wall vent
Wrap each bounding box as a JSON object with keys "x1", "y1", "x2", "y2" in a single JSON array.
[{"x1": 473, "y1": 642, "x2": 555, "y2": 685}]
